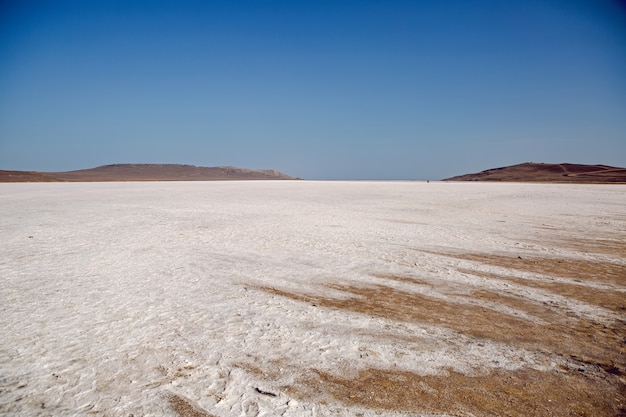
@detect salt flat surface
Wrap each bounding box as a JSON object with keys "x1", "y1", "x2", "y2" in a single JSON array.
[{"x1": 1, "y1": 181, "x2": 624, "y2": 416}]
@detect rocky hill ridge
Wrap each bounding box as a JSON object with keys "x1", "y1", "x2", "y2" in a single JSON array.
[{"x1": 0, "y1": 164, "x2": 297, "y2": 182}]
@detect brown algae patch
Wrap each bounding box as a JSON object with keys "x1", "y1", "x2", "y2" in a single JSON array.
[
  {"x1": 253, "y1": 243, "x2": 625, "y2": 415},
  {"x1": 371, "y1": 273, "x2": 625, "y2": 369},
  {"x1": 257, "y1": 279, "x2": 625, "y2": 415},
  {"x1": 528, "y1": 236, "x2": 626, "y2": 258},
  {"x1": 169, "y1": 394, "x2": 216, "y2": 417},
  {"x1": 419, "y1": 249, "x2": 626, "y2": 286},
  {"x1": 287, "y1": 367, "x2": 625, "y2": 417},
  {"x1": 260, "y1": 284, "x2": 624, "y2": 373},
  {"x1": 459, "y1": 267, "x2": 626, "y2": 312}
]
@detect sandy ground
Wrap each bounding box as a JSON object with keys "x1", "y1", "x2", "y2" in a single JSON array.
[{"x1": 0, "y1": 181, "x2": 624, "y2": 416}]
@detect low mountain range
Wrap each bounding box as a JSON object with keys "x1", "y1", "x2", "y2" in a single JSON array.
[
  {"x1": 0, "y1": 164, "x2": 297, "y2": 182},
  {"x1": 444, "y1": 162, "x2": 626, "y2": 183},
  {"x1": 2, "y1": 162, "x2": 625, "y2": 183}
]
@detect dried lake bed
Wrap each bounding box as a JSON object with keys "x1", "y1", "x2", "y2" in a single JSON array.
[{"x1": 1, "y1": 181, "x2": 624, "y2": 416}]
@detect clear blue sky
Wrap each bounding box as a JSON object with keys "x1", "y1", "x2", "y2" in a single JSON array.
[{"x1": 1, "y1": 0, "x2": 625, "y2": 179}]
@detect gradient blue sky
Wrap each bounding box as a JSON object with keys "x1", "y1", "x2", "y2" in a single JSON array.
[{"x1": 1, "y1": 0, "x2": 625, "y2": 179}]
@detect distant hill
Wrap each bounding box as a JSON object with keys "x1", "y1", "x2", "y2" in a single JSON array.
[
  {"x1": 443, "y1": 163, "x2": 626, "y2": 183},
  {"x1": 0, "y1": 164, "x2": 297, "y2": 182}
]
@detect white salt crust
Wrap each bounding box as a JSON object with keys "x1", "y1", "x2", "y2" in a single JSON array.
[{"x1": 1, "y1": 181, "x2": 624, "y2": 416}]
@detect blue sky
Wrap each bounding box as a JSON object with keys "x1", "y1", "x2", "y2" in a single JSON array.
[{"x1": 1, "y1": 0, "x2": 625, "y2": 179}]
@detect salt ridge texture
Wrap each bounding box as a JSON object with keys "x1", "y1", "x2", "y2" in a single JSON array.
[{"x1": 1, "y1": 181, "x2": 624, "y2": 416}]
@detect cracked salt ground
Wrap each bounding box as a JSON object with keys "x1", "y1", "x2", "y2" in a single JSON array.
[{"x1": 1, "y1": 181, "x2": 624, "y2": 416}]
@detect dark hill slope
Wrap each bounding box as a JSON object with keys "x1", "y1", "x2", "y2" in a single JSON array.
[
  {"x1": 0, "y1": 170, "x2": 60, "y2": 182},
  {"x1": 0, "y1": 164, "x2": 296, "y2": 182},
  {"x1": 444, "y1": 163, "x2": 626, "y2": 183}
]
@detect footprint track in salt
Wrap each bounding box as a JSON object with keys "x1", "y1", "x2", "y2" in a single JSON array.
[{"x1": 1, "y1": 181, "x2": 624, "y2": 416}]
